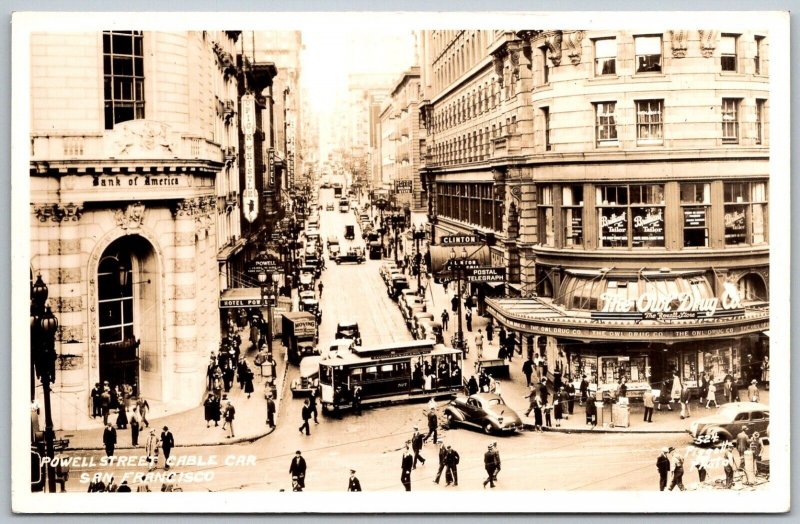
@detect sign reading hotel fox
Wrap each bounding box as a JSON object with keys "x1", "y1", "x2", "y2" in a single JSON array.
[{"x1": 241, "y1": 92, "x2": 258, "y2": 223}]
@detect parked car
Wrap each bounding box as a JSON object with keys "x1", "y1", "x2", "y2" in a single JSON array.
[
  {"x1": 443, "y1": 393, "x2": 523, "y2": 435},
  {"x1": 379, "y1": 261, "x2": 398, "y2": 280},
  {"x1": 328, "y1": 244, "x2": 341, "y2": 260},
  {"x1": 335, "y1": 321, "x2": 362, "y2": 346},
  {"x1": 418, "y1": 320, "x2": 444, "y2": 344},
  {"x1": 688, "y1": 402, "x2": 770, "y2": 446},
  {"x1": 387, "y1": 275, "x2": 409, "y2": 300},
  {"x1": 400, "y1": 295, "x2": 426, "y2": 323},
  {"x1": 344, "y1": 225, "x2": 355, "y2": 240},
  {"x1": 326, "y1": 203, "x2": 334, "y2": 211},
  {"x1": 336, "y1": 247, "x2": 365, "y2": 265},
  {"x1": 410, "y1": 312, "x2": 435, "y2": 338}
]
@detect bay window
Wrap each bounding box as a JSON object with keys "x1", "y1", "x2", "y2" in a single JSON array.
[{"x1": 562, "y1": 186, "x2": 583, "y2": 247}]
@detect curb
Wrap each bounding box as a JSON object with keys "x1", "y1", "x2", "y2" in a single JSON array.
[
  {"x1": 64, "y1": 359, "x2": 291, "y2": 452},
  {"x1": 521, "y1": 422, "x2": 687, "y2": 435}
]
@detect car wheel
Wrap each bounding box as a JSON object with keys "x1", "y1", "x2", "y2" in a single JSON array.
[
  {"x1": 483, "y1": 422, "x2": 494, "y2": 435},
  {"x1": 444, "y1": 412, "x2": 455, "y2": 429}
]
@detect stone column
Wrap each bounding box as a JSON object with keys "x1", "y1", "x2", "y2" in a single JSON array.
[{"x1": 171, "y1": 198, "x2": 199, "y2": 401}]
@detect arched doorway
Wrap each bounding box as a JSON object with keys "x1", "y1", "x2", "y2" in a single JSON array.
[
  {"x1": 96, "y1": 235, "x2": 159, "y2": 398},
  {"x1": 737, "y1": 273, "x2": 768, "y2": 302}
]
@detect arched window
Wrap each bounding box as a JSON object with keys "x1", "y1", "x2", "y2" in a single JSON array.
[{"x1": 737, "y1": 273, "x2": 768, "y2": 302}]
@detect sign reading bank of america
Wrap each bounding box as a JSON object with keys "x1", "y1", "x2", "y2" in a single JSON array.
[{"x1": 241, "y1": 93, "x2": 258, "y2": 223}]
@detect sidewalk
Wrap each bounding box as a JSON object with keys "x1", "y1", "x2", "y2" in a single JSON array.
[
  {"x1": 405, "y1": 213, "x2": 769, "y2": 435},
  {"x1": 57, "y1": 323, "x2": 290, "y2": 451}
]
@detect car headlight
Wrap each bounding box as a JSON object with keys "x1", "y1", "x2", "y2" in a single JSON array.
[{"x1": 497, "y1": 417, "x2": 503, "y2": 425}]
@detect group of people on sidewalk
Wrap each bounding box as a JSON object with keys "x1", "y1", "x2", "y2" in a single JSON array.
[
  {"x1": 400, "y1": 402, "x2": 462, "y2": 491},
  {"x1": 92, "y1": 380, "x2": 152, "y2": 451}
]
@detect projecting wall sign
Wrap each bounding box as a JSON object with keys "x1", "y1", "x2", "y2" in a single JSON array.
[{"x1": 241, "y1": 93, "x2": 257, "y2": 223}]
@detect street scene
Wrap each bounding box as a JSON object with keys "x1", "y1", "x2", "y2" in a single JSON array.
[{"x1": 16, "y1": 13, "x2": 787, "y2": 513}]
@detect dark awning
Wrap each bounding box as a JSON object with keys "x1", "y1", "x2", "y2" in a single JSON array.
[{"x1": 429, "y1": 244, "x2": 490, "y2": 277}]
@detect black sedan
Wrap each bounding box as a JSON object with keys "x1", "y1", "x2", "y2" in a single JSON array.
[{"x1": 443, "y1": 393, "x2": 523, "y2": 435}]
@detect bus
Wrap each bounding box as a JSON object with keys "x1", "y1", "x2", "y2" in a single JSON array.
[{"x1": 318, "y1": 340, "x2": 463, "y2": 414}]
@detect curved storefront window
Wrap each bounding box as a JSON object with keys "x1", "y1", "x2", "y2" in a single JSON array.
[{"x1": 596, "y1": 184, "x2": 665, "y2": 248}]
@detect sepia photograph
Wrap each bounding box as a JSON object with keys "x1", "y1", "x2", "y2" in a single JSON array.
[{"x1": 11, "y1": 10, "x2": 790, "y2": 514}]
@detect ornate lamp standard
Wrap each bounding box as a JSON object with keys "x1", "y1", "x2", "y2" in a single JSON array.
[
  {"x1": 411, "y1": 225, "x2": 426, "y2": 294},
  {"x1": 448, "y1": 248, "x2": 469, "y2": 353},
  {"x1": 257, "y1": 269, "x2": 279, "y2": 359},
  {"x1": 30, "y1": 274, "x2": 58, "y2": 493}
]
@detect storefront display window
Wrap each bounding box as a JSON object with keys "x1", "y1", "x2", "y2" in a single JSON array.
[
  {"x1": 598, "y1": 355, "x2": 650, "y2": 386},
  {"x1": 701, "y1": 345, "x2": 740, "y2": 382},
  {"x1": 724, "y1": 181, "x2": 768, "y2": 246},
  {"x1": 597, "y1": 184, "x2": 665, "y2": 248},
  {"x1": 569, "y1": 353, "x2": 597, "y2": 384},
  {"x1": 681, "y1": 352, "x2": 699, "y2": 387}
]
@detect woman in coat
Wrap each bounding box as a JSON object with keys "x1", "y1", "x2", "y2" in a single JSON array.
[
  {"x1": 116, "y1": 396, "x2": 129, "y2": 429},
  {"x1": 204, "y1": 394, "x2": 216, "y2": 427},
  {"x1": 243, "y1": 365, "x2": 255, "y2": 399},
  {"x1": 533, "y1": 395, "x2": 544, "y2": 432}
]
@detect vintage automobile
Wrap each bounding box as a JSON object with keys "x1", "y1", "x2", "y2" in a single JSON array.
[
  {"x1": 688, "y1": 402, "x2": 770, "y2": 446},
  {"x1": 387, "y1": 275, "x2": 409, "y2": 300},
  {"x1": 299, "y1": 289, "x2": 316, "y2": 303},
  {"x1": 443, "y1": 393, "x2": 523, "y2": 435},
  {"x1": 299, "y1": 263, "x2": 321, "y2": 280},
  {"x1": 326, "y1": 203, "x2": 334, "y2": 211},
  {"x1": 290, "y1": 356, "x2": 321, "y2": 397},
  {"x1": 400, "y1": 295, "x2": 426, "y2": 323},
  {"x1": 384, "y1": 269, "x2": 404, "y2": 287},
  {"x1": 368, "y1": 241, "x2": 382, "y2": 260},
  {"x1": 336, "y1": 247, "x2": 365, "y2": 265},
  {"x1": 300, "y1": 297, "x2": 322, "y2": 324},
  {"x1": 410, "y1": 311, "x2": 435, "y2": 338},
  {"x1": 328, "y1": 244, "x2": 341, "y2": 260},
  {"x1": 361, "y1": 224, "x2": 374, "y2": 239},
  {"x1": 298, "y1": 272, "x2": 315, "y2": 292},
  {"x1": 379, "y1": 261, "x2": 399, "y2": 280},
  {"x1": 344, "y1": 225, "x2": 355, "y2": 240},
  {"x1": 322, "y1": 338, "x2": 356, "y2": 359},
  {"x1": 335, "y1": 321, "x2": 362, "y2": 346},
  {"x1": 418, "y1": 320, "x2": 444, "y2": 344}
]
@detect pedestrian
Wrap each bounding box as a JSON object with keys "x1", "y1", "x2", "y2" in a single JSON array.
[
  {"x1": 116, "y1": 402, "x2": 128, "y2": 430},
  {"x1": 309, "y1": 385, "x2": 320, "y2": 424},
  {"x1": 656, "y1": 447, "x2": 671, "y2": 491},
  {"x1": 490, "y1": 442, "x2": 501, "y2": 482},
  {"x1": 498, "y1": 325, "x2": 507, "y2": 351},
  {"x1": 585, "y1": 396, "x2": 597, "y2": 428},
  {"x1": 91, "y1": 383, "x2": 102, "y2": 418},
  {"x1": 401, "y1": 444, "x2": 413, "y2": 491},
  {"x1": 723, "y1": 458, "x2": 735, "y2": 489},
  {"x1": 212, "y1": 369, "x2": 224, "y2": 400},
  {"x1": 761, "y1": 356, "x2": 770, "y2": 390},
  {"x1": 617, "y1": 378, "x2": 627, "y2": 401},
  {"x1": 441, "y1": 309, "x2": 450, "y2": 331},
  {"x1": 467, "y1": 375, "x2": 479, "y2": 395},
  {"x1": 736, "y1": 426, "x2": 750, "y2": 466},
  {"x1": 505, "y1": 331, "x2": 516, "y2": 362},
  {"x1": 99, "y1": 389, "x2": 111, "y2": 426},
  {"x1": 411, "y1": 426, "x2": 426, "y2": 468},
  {"x1": 160, "y1": 426, "x2": 174, "y2": 470},
  {"x1": 483, "y1": 445, "x2": 497, "y2": 488},
  {"x1": 554, "y1": 387, "x2": 565, "y2": 427},
  {"x1": 353, "y1": 385, "x2": 363, "y2": 416},
  {"x1": 433, "y1": 440, "x2": 448, "y2": 484},
  {"x1": 706, "y1": 382, "x2": 718, "y2": 409},
  {"x1": 347, "y1": 469, "x2": 362, "y2": 492},
  {"x1": 117, "y1": 480, "x2": 131, "y2": 492},
  {"x1": 524, "y1": 386, "x2": 537, "y2": 413},
  {"x1": 723, "y1": 376, "x2": 733, "y2": 403},
  {"x1": 544, "y1": 401, "x2": 553, "y2": 428},
  {"x1": 243, "y1": 365, "x2": 254, "y2": 399},
  {"x1": 643, "y1": 387, "x2": 655, "y2": 423},
  {"x1": 680, "y1": 386, "x2": 692, "y2": 419},
  {"x1": 533, "y1": 395, "x2": 544, "y2": 432},
  {"x1": 669, "y1": 452, "x2": 686, "y2": 491},
  {"x1": 145, "y1": 429, "x2": 159, "y2": 471},
  {"x1": 747, "y1": 379, "x2": 760, "y2": 402},
  {"x1": 450, "y1": 294, "x2": 459, "y2": 313},
  {"x1": 565, "y1": 380, "x2": 576, "y2": 416},
  {"x1": 289, "y1": 451, "x2": 307, "y2": 491},
  {"x1": 750, "y1": 432, "x2": 763, "y2": 460},
  {"x1": 102, "y1": 423, "x2": 117, "y2": 457},
  {"x1": 474, "y1": 329, "x2": 484, "y2": 359},
  {"x1": 222, "y1": 401, "x2": 236, "y2": 438},
  {"x1": 424, "y1": 407, "x2": 438, "y2": 445},
  {"x1": 465, "y1": 309, "x2": 472, "y2": 332},
  {"x1": 694, "y1": 454, "x2": 709, "y2": 485},
  {"x1": 299, "y1": 399, "x2": 312, "y2": 436},
  {"x1": 699, "y1": 372, "x2": 710, "y2": 407},
  {"x1": 204, "y1": 393, "x2": 217, "y2": 428},
  {"x1": 522, "y1": 357, "x2": 534, "y2": 387},
  {"x1": 670, "y1": 373, "x2": 683, "y2": 406},
  {"x1": 130, "y1": 413, "x2": 140, "y2": 447},
  {"x1": 539, "y1": 378, "x2": 550, "y2": 405},
  {"x1": 579, "y1": 375, "x2": 589, "y2": 405},
  {"x1": 478, "y1": 371, "x2": 490, "y2": 393},
  {"x1": 318, "y1": 280, "x2": 324, "y2": 297},
  {"x1": 444, "y1": 445, "x2": 460, "y2": 486},
  {"x1": 265, "y1": 393, "x2": 276, "y2": 429},
  {"x1": 486, "y1": 320, "x2": 494, "y2": 344},
  {"x1": 465, "y1": 294, "x2": 475, "y2": 312}
]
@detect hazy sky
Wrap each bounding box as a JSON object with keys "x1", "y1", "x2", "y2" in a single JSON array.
[{"x1": 301, "y1": 29, "x2": 417, "y2": 116}]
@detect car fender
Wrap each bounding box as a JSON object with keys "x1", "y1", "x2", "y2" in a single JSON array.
[
  {"x1": 702, "y1": 426, "x2": 733, "y2": 446},
  {"x1": 444, "y1": 405, "x2": 467, "y2": 423}
]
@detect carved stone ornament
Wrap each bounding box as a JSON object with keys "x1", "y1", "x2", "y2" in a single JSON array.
[
  {"x1": 112, "y1": 120, "x2": 177, "y2": 157},
  {"x1": 172, "y1": 198, "x2": 198, "y2": 218},
  {"x1": 564, "y1": 31, "x2": 585, "y2": 65},
  {"x1": 33, "y1": 203, "x2": 83, "y2": 223},
  {"x1": 544, "y1": 31, "x2": 564, "y2": 67},
  {"x1": 699, "y1": 30, "x2": 717, "y2": 58},
  {"x1": 114, "y1": 202, "x2": 146, "y2": 230},
  {"x1": 670, "y1": 30, "x2": 689, "y2": 58},
  {"x1": 492, "y1": 49, "x2": 507, "y2": 86}
]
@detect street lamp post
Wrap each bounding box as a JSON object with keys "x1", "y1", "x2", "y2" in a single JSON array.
[
  {"x1": 30, "y1": 274, "x2": 58, "y2": 493},
  {"x1": 412, "y1": 225, "x2": 425, "y2": 294},
  {"x1": 449, "y1": 248, "x2": 468, "y2": 353},
  {"x1": 257, "y1": 270, "x2": 278, "y2": 359}
]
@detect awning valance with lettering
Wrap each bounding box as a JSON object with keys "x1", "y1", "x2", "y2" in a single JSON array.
[
  {"x1": 485, "y1": 297, "x2": 770, "y2": 344},
  {"x1": 429, "y1": 244, "x2": 490, "y2": 277},
  {"x1": 219, "y1": 288, "x2": 262, "y2": 309}
]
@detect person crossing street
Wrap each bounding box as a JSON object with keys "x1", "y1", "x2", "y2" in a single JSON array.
[
  {"x1": 433, "y1": 440, "x2": 448, "y2": 485},
  {"x1": 444, "y1": 445, "x2": 460, "y2": 487},
  {"x1": 401, "y1": 444, "x2": 413, "y2": 491},
  {"x1": 483, "y1": 445, "x2": 497, "y2": 488},
  {"x1": 411, "y1": 426, "x2": 426, "y2": 468}
]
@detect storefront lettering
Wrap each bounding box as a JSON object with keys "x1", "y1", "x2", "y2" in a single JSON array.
[
  {"x1": 92, "y1": 175, "x2": 181, "y2": 187},
  {"x1": 600, "y1": 289, "x2": 741, "y2": 317},
  {"x1": 600, "y1": 212, "x2": 626, "y2": 231}
]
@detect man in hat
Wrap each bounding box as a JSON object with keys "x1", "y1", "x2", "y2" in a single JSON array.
[
  {"x1": 102, "y1": 423, "x2": 117, "y2": 457},
  {"x1": 747, "y1": 379, "x2": 760, "y2": 402},
  {"x1": 411, "y1": 426, "x2": 426, "y2": 468},
  {"x1": 265, "y1": 393, "x2": 276, "y2": 429},
  {"x1": 347, "y1": 469, "x2": 362, "y2": 492},
  {"x1": 736, "y1": 426, "x2": 750, "y2": 466},
  {"x1": 483, "y1": 444, "x2": 497, "y2": 488},
  {"x1": 145, "y1": 429, "x2": 159, "y2": 471},
  {"x1": 160, "y1": 426, "x2": 174, "y2": 470},
  {"x1": 444, "y1": 444, "x2": 460, "y2": 487},
  {"x1": 433, "y1": 440, "x2": 448, "y2": 484},
  {"x1": 401, "y1": 443, "x2": 413, "y2": 491},
  {"x1": 668, "y1": 450, "x2": 686, "y2": 491},
  {"x1": 656, "y1": 447, "x2": 671, "y2": 491},
  {"x1": 490, "y1": 442, "x2": 501, "y2": 483},
  {"x1": 289, "y1": 450, "x2": 307, "y2": 491}
]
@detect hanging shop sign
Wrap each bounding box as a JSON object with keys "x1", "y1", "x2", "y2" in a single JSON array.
[
  {"x1": 241, "y1": 93, "x2": 258, "y2": 223},
  {"x1": 440, "y1": 235, "x2": 480, "y2": 245},
  {"x1": 394, "y1": 180, "x2": 413, "y2": 194},
  {"x1": 465, "y1": 267, "x2": 507, "y2": 282}
]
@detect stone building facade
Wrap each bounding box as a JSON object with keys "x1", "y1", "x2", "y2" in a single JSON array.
[{"x1": 29, "y1": 31, "x2": 242, "y2": 429}]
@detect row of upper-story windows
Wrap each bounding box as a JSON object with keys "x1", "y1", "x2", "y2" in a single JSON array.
[
  {"x1": 538, "y1": 33, "x2": 768, "y2": 86},
  {"x1": 432, "y1": 80, "x2": 504, "y2": 133},
  {"x1": 430, "y1": 115, "x2": 517, "y2": 166},
  {"x1": 537, "y1": 181, "x2": 767, "y2": 250},
  {"x1": 431, "y1": 30, "x2": 491, "y2": 94}
]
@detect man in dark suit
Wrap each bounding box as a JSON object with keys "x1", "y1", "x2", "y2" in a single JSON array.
[
  {"x1": 103, "y1": 423, "x2": 117, "y2": 457},
  {"x1": 299, "y1": 399, "x2": 312, "y2": 435},
  {"x1": 100, "y1": 389, "x2": 112, "y2": 426},
  {"x1": 656, "y1": 447, "x2": 671, "y2": 491},
  {"x1": 433, "y1": 440, "x2": 448, "y2": 484},
  {"x1": 444, "y1": 445, "x2": 460, "y2": 486},
  {"x1": 160, "y1": 426, "x2": 175, "y2": 470},
  {"x1": 483, "y1": 445, "x2": 497, "y2": 488},
  {"x1": 411, "y1": 426, "x2": 426, "y2": 468},
  {"x1": 265, "y1": 394, "x2": 276, "y2": 429},
  {"x1": 91, "y1": 383, "x2": 102, "y2": 418},
  {"x1": 347, "y1": 469, "x2": 362, "y2": 492},
  {"x1": 401, "y1": 444, "x2": 413, "y2": 491},
  {"x1": 289, "y1": 451, "x2": 307, "y2": 491}
]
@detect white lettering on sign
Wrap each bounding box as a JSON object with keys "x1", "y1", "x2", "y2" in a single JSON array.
[
  {"x1": 600, "y1": 212, "x2": 626, "y2": 228},
  {"x1": 241, "y1": 93, "x2": 257, "y2": 223},
  {"x1": 600, "y1": 288, "x2": 742, "y2": 316},
  {"x1": 441, "y1": 236, "x2": 479, "y2": 244}
]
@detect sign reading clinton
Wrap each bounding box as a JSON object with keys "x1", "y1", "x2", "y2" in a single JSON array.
[{"x1": 440, "y1": 235, "x2": 479, "y2": 245}]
